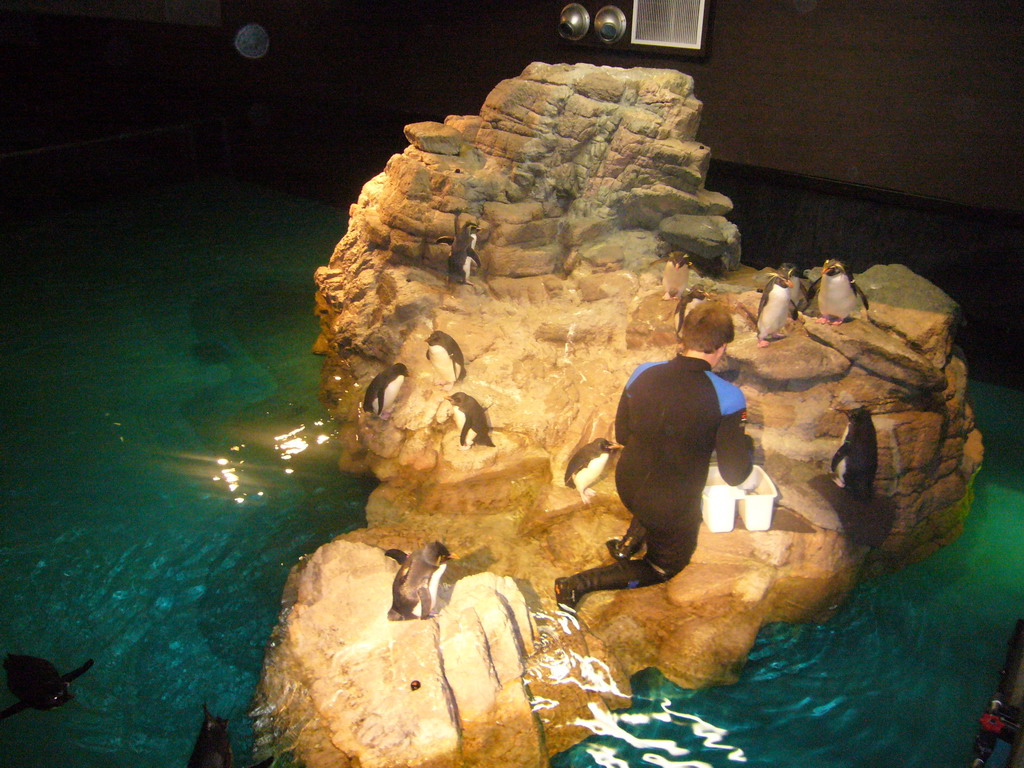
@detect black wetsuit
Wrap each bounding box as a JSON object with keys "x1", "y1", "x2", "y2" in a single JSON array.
[{"x1": 615, "y1": 354, "x2": 753, "y2": 577}]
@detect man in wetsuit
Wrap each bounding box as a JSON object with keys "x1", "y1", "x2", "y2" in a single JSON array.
[{"x1": 554, "y1": 301, "x2": 754, "y2": 609}]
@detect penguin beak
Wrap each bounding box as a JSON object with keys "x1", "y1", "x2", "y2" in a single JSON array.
[{"x1": 609, "y1": 442, "x2": 624, "y2": 451}]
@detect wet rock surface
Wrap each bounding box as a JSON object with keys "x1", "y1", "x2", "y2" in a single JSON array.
[{"x1": 256, "y1": 63, "x2": 982, "y2": 767}]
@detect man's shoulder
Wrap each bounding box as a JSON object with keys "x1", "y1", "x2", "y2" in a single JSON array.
[
  {"x1": 624, "y1": 360, "x2": 669, "y2": 390},
  {"x1": 704, "y1": 371, "x2": 746, "y2": 415}
]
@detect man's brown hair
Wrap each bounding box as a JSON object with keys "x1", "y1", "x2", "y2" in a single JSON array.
[{"x1": 680, "y1": 301, "x2": 735, "y2": 353}]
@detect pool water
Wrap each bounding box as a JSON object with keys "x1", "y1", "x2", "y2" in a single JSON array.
[{"x1": 1, "y1": 179, "x2": 1021, "y2": 768}]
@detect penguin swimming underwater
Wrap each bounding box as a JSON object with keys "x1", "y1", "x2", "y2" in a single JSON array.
[
  {"x1": 660, "y1": 251, "x2": 691, "y2": 300},
  {"x1": 188, "y1": 704, "x2": 274, "y2": 768},
  {"x1": 437, "y1": 217, "x2": 481, "y2": 286},
  {"x1": 387, "y1": 541, "x2": 455, "y2": 621},
  {"x1": 363, "y1": 363, "x2": 409, "y2": 420},
  {"x1": 831, "y1": 407, "x2": 878, "y2": 499},
  {"x1": 447, "y1": 392, "x2": 494, "y2": 449},
  {"x1": 756, "y1": 272, "x2": 796, "y2": 347},
  {"x1": 565, "y1": 438, "x2": 623, "y2": 504},
  {"x1": 1, "y1": 654, "x2": 94, "y2": 720},
  {"x1": 807, "y1": 259, "x2": 869, "y2": 324},
  {"x1": 425, "y1": 330, "x2": 466, "y2": 389},
  {"x1": 672, "y1": 287, "x2": 712, "y2": 338}
]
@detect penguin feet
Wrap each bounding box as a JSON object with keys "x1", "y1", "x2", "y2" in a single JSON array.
[
  {"x1": 815, "y1": 316, "x2": 829, "y2": 324},
  {"x1": 757, "y1": 339, "x2": 770, "y2": 348},
  {"x1": 459, "y1": 443, "x2": 471, "y2": 451},
  {"x1": 579, "y1": 488, "x2": 596, "y2": 505}
]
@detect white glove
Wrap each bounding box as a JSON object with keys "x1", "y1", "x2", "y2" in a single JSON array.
[{"x1": 737, "y1": 467, "x2": 762, "y2": 492}]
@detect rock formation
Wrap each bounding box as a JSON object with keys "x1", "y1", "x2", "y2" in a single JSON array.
[{"x1": 256, "y1": 63, "x2": 982, "y2": 766}]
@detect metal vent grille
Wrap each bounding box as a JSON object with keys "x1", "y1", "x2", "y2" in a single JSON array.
[{"x1": 631, "y1": 0, "x2": 707, "y2": 49}]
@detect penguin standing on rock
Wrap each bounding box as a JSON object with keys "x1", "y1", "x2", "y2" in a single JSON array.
[
  {"x1": 565, "y1": 438, "x2": 623, "y2": 504},
  {"x1": 778, "y1": 262, "x2": 808, "y2": 312},
  {"x1": 437, "y1": 217, "x2": 481, "y2": 286},
  {"x1": 660, "y1": 251, "x2": 691, "y2": 300},
  {"x1": 807, "y1": 259, "x2": 869, "y2": 324},
  {"x1": 387, "y1": 541, "x2": 455, "y2": 621},
  {"x1": 831, "y1": 407, "x2": 877, "y2": 499},
  {"x1": 447, "y1": 392, "x2": 494, "y2": 448},
  {"x1": 1, "y1": 654, "x2": 94, "y2": 719},
  {"x1": 425, "y1": 330, "x2": 466, "y2": 389},
  {"x1": 672, "y1": 287, "x2": 712, "y2": 338},
  {"x1": 756, "y1": 272, "x2": 797, "y2": 347},
  {"x1": 363, "y1": 363, "x2": 408, "y2": 420}
]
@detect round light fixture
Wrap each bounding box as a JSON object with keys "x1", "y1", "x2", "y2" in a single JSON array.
[
  {"x1": 234, "y1": 23, "x2": 269, "y2": 59},
  {"x1": 557, "y1": 3, "x2": 591, "y2": 42},
  {"x1": 594, "y1": 6, "x2": 627, "y2": 44}
]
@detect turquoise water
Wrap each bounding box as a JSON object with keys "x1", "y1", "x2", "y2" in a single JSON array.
[
  {"x1": 553, "y1": 381, "x2": 1024, "y2": 768},
  {"x1": 1, "y1": 180, "x2": 1021, "y2": 768},
  {"x1": 0, "y1": 179, "x2": 374, "y2": 766}
]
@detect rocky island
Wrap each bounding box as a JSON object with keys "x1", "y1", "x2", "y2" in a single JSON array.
[{"x1": 253, "y1": 62, "x2": 982, "y2": 767}]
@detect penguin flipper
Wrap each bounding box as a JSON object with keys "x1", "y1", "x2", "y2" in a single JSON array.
[
  {"x1": 0, "y1": 700, "x2": 29, "y2": 720},
  {"x1": 61, "y1": 658, "x2": 94, "y2": 684},
  {"x1": 852, "y1": 279, "x2": 870, "y2": 310},
  {"x1": 384, "y1": 549, "x2": 408, "y2": 564},
  {"x1": 756, "y1": 283, "x2": 773, "y2": 318},
  {"x1": 830, "y1": 443, "x2": 850, "y2": 474},
  {"x1": 806, "y1": 277, "x2": 821, "y2": 303}
]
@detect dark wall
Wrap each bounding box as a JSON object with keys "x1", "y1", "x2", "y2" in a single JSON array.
[{"x1": 2, "y1": 0, "x2": 1023, "y2": 212}]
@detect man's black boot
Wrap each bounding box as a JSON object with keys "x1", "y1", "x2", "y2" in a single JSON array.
[
  {"x1": 554, "y1": 560, "x2": 665, "y2": 610},
  {"x1": 605, "y1": 534, "x2": 645, "y2": 561},
  {"x1": 605, "y1": 519, "x2": 648, "y2": 560}
]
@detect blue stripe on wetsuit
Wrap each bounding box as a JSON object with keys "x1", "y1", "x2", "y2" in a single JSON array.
[
  {"x1": 705, "y1": 371, "x2": 746, "y2": 417},
  {"x1": 625, "y1": 361, "x2": 665, "y2": 390}
]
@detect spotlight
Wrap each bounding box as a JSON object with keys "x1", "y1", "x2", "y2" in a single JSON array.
[
  {"x1": 594, "y1": 5, "x2": 627, "y2": 44},
  {"x1": 557, "y1": 3, "x2": 591, "y2": 42}
]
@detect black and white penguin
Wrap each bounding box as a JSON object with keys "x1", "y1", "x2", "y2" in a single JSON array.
[
  {"x1": 447, "y1": 391, "x2": 494, "y2": 449},
  {"x1": 756, "y1": 272, "x2": 796, "y2": 347},
  {"x1": 778, "y1": 262, "x2": 808, "y2": 312},
  {"x1": 831, "y1": 407, "x2": 878, "y2": 499},
  {"x1": 363, "y1": 363, "x2": 409, "y2": 420},
  {"x1": 807, "y1": 259, "x2": 869, "y2": 325},
  {"x1": 672, "y1": 287, "x2": 712, "y2": 338},
  {"x1": 437, "y1": 218, "x2": 481, "y2": 286},
  {"x1": 387, "y1": 541, "x2": 455, "y2": 621},
  {"x1": 661, "y1": 251, "x2": 691, "y2": 300},
  {"x1": 564, "y1": 438, "x2": 623, "y2": 504},
  {"x1": 425, "y1": 330, "x2": 466, "y2": 389},
  {"x1": 188, "y1": 704, "x2": 274, "y2": 768},
  {"x1": 1, "y1": 654, "x2": 94, "y2": 720}
]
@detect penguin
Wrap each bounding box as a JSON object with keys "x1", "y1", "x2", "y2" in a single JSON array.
[
  {"x1": 1, "y1": 654, "x2": 94, "y2": 720},
  {"x1": 437, "y1": 217, "x2": 481, "y2": 286},
  {"x1": 756, "y1": 272, "x2": 797, "y2": 347},
  {"x1": 673, "y1": 287, "x2": 712, "y2": 338},
  {"x1": 807, "y1": 259, "x2": 869, "y2": 325},
  {"x1": 564, "y1": 438, "x2": 623, "y2": 504},
  {"x1": 447, "y1": 392, "x2": 494, "y2": 449},
  {"x1": 660, "y1": 251, "x2": 691, "y2": 300},
  {"x1": 363, "y1": 363, "x2": 409, "y2": 420},
  {"x1": 188, "y1": 704, "x2": 274, "y2": 768},
  {"x1": 831, "y1": 407, "x2": 878, "y2": 499},
  {"x1": 387, "y1": 541, "x2": 455, "y2": 621},
  {"x1": 425, "y1": 330, "x2": 466, "y2": 389},
  {"x1": 778, "y1": 262, "x2": 808, "y2": 312}
]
